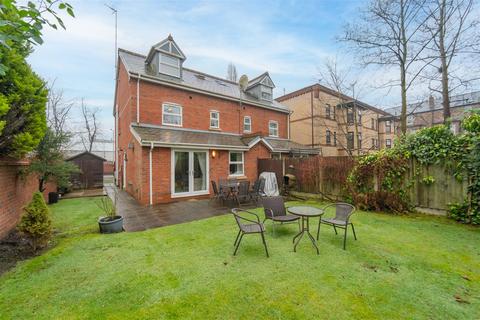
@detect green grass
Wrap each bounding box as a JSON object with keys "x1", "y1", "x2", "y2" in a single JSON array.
[{"x1": 0, "y1": 197, "x2": 479, "y2": 319}]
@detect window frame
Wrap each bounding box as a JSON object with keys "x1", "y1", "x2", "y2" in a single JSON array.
[
  {"x1": 333, "y1": 131, "x2": 337, "y2": 146},
  {"x1": 347, "y1": 108, "x2": 354, "y2": 125},
  {"x1": 357, "y1": 132, "x2": 362, "y2": 149},
  {"x1": 325, "y1": 104, "x2": 331, "y2": 119},
  {"x1": 260, "y1": 86, "x2": 273, "y2": 101},
  {"x1": 229, "y1": 151, "x2": 244, "y2": 176},
  {"x1": 243, "y1": 116, "x2": 252, "y2": 133},
  {"x1": 326, "y1": 129, "x2": 331, "y2": 145},
  {"x1": 268, "y1": 120, "x2": 279, "y2": 137},
  {"x1": 162, "y1": 103, "x2": 183, "y2": 127},
  {"x1": 159, "y1": 53, "x2": 181, "y2": 78},
  {"x1": 386, "y1": 139, "x2": 392, "y2": 148},
  {"x1": 209, "y1": 110, "x2": 220, "y2": 129},
  {"x1": 385, "y1": 120, "x2": 392, "y2": 133},
  {"x1": 347, "y1": 131, "x2": 354, "y2": 150}
]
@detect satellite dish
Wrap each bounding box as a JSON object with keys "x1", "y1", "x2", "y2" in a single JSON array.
[{"x1": 239, "y1": 75, "x2": 249, "y2": 92}]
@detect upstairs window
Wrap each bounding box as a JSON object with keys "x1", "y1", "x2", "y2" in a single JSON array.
[
  {"x1": 229, "y1": 152, "x2": 244, "y2": 176},
  {"x1": 243, "y1": 116, "x2": 252, "y2": 133},
  {"x1": 347, "y1": 108, "x2": 354, "y2": 125},
  {"x1": 371, "y1": 118, "x2": 375, "y2": 129},
  {"x1": 326, "y1": 130, "x2": 331, "y2": 144},
  {"x1": 162, "y1": 103, "x2": 182, "y2": 126},
  {"x1": 407, "y1": 115, "x2": 415, "y2": 126},
  {"x1": 358, "y1": 110, "x2": 362, "y2": 125},
  {"x1": 332, "y1": 106, "x2": 336, "y2": 120},
  {"x1": 210, "y1": 111, "x2": 220, "y2": 129},
  {"x1": 357, "y1": 132, "x2": 362, "y2": 149},
  {"x1": 347, "y1": 131, "x2": 354, "y2": 150},
  {"x1": 261, "y1": 86, "x2": 273, "y2": 101},
  {"x1": 159, "y1": 53, "x2": 180, "y2": 77},
  {"x1": 386, "y1": 120, "x2": 392, "y2": 133},
  {"x1": 269, "y1": 120, "x2": 279, "y2": 137},
  {"x1": 333, "y1": 132, "x2": 337, "y2": 146},
  {"x1": 325, "y1": 104, "x2": 331, "y2": 119}
]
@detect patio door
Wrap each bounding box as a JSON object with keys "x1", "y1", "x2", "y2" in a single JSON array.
[{"x1": 172, "y1": 150, "x2": 209, "y2": 197}]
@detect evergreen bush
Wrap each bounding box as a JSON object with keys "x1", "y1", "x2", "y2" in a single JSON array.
[{"x1": 17, "y1": 192, "x2": 52, "y2": 251}]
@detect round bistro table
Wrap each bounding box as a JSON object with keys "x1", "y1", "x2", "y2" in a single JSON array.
[{"x1": 287, "y1": 206, "x2": 324, "y2": 254}]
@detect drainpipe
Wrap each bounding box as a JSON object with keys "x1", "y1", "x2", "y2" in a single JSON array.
[
  {"x1": 136, "y1": 76, "x2": 140, "y2": 123},
  {"x1": 114, "y1": 104, "x2": 118, "y2": 184},
  {"x1": 288, "y1": 111, "x2": 292, "y2": 140},
  {"x1": 149, "y1": 142, "x2": 153, "y2": 205},
  {"x1": 310, "y1": 89, "x2": 314, "y2": 147}
]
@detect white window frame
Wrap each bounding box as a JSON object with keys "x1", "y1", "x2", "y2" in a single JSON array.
[
  {"x1": 229, "y1": 151, "x2": 244, "y2": 176},
  {"x1": 159, "y1": 53, "x2": 180, "y2": 77},
  {"x1": 386, "y1": 139, "x2": 392, "y2": 148},
  {"x1": 162, "y1": 103, "x2": 183, "y2": 127},
  {"x1": 269, "y1": 120, "x2": 279, "y2": 137},
  {"x1": 243, "y1": 116, "x2": 252, "y2": 133},
  {"x1": 209, "y1": 110, "x2": 220, "y2": 129},
  {"x1": 260, "y1": 86, "x2": 273, "y2": 101}
]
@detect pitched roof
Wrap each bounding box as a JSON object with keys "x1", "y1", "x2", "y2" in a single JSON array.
[
  {"x1": 247, "y1": 72, "x2": 275, "y2": 89},
  {"x1": 118, "y1": 49, "x2": 289, "y2": 114},
  {"x1": 276, "y1": 83, "x2": 390, "y2": 116},
  {"x1": 65, "y1": 151, "x2": 106, "y2": 162},
  {"x1": 130, "y1": 124, "x2": 319, "y2": 154}
]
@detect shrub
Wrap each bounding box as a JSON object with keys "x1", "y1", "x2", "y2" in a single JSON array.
[{"x1": 17, "y1": 192, "x2": 52, "y2": 251}]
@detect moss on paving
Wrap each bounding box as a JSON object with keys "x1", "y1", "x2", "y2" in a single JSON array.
[{"x1": 0, "y1": 197, "x2": 479, "y2": 319}]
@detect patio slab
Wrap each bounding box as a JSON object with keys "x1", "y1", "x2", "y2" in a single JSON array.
[{"x1": 105, "y1": 185, "x2": 255, "y2": 232}]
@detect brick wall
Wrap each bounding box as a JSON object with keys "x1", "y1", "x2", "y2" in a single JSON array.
[{"x1": 0, "y1": 160, "x2": 56, "y2": 239}]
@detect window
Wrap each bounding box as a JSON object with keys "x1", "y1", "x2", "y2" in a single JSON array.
[
  {"x1": 358, "y1": 110, "x2": 362, "y2": 125},
  {"x1": 261, "y1": 86, "x2": 273, "y2": 101},
  {"x1": 386, "y1": 139, "x2": 392, "y2": 148},
  {"x1": 325, "y1": 104, "x2": 331, "y2": 119},
  {"x1": 332, "y1": 105, "x2": 336, "y2": 120},
  {"x1": 243, "y1": 116, "x2": 251, "y2": 132},
  {"x1": 271, "y1": 153, "x2": 281, "y2": 160},
  {"x1": 326, "y1": 130, "x2": 331, "y2": 145},
  {"x1": 372, "y1": 138, "x2": 376, "y2": 149},
  {"x1": 229, "y1": 152, "x2": 244, "y2": 176},
  {"x1": 407, "y1": 115, "x2": 415, "y2": 125},
  {"x1": 371, "y1": 118, "x2": 375, "y2": 129},
  {"x1": 269, "y1": 120, "x2": 279, "y2": 137},
  {"x1": 347, "y1": 108, "x2": 354, "y2": 125},
  {"x1": 385, "y1": 120, "x2": 392, "y2": 133},
  {"x1": 159, "y1": 53, "x2": 180, "y2": 77},
  {"x1": 162, "y1": 103, "x2": 182, "y2": 126},
  {"x1": 357, "y1": 132, "x2": 362, "y2": 149},
  {"x1": 347, "y1": 132, "x2": 354, "y2": 150},
  {"x1": 333, "y1": 132, "x2": 337, "y2": 146},
  {"x1": 210, "y1": 111, "x2": 219, "y2": 129}
]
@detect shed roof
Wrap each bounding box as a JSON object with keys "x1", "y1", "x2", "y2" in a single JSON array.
[{"x1": 65, "y1": 151, "x2": 106, "y2": 162}]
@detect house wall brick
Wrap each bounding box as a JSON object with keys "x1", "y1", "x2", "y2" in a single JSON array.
[{"x1": 0, "y1": 161, "x2": 56, "y2": 239}]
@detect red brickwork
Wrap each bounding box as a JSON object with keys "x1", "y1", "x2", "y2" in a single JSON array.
[
  {"x1": 115, "y1": 59, "x2": 287, "y2": 205},
  {"x1": 0, "y1": 160, "x2": 56, "y2": 239}
]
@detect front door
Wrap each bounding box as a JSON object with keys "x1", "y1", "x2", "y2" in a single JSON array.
[{"x1": 172, "y1": 150, "x2": 209, "y2": 197}]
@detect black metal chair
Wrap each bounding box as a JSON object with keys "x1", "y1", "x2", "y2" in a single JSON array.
[
  {"x1": 261, "y1": 196, "x2": 300, "y2": 236},
  {"x1": 317, "y1": 203, "x2": 357, "y2": 250},
  {"x1": 236, "y1": 181, "x2": 250, "y2": 204},
  {"x1": 249, "y1": 178, "x2": 265, "y2": 205},
  {"x1": 231, "y1": 208, "x2": 269, "y2": 257},
  {"x1": 210, "y1": 180, "x2": 226, "y2": 205}
]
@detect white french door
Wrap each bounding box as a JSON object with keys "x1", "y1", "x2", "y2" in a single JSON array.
[{"x1": 171, "y1": 150, "x2": 209, "y2": 197}]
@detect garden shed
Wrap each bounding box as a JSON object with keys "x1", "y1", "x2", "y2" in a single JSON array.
[{"x1": 66, "y1": 151, "x2": 105, "y2": 189}]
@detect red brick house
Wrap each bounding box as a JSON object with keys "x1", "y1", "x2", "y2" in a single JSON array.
[{"x1": 114, "y1": 35, "x2": 317, "y2": 205}]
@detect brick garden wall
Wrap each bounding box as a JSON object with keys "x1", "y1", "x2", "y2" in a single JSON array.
[{"x1": 0, "y1": 160, "x2": 56, "y2": 239}]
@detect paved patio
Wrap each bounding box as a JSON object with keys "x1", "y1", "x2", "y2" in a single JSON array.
[{"x1": 105, "y1": 185, "x2": 254, "y2": 232}]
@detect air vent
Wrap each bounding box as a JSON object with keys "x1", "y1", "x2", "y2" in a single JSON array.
[{"x1": 195, "y1": 74, "x2": 205, "y2": 80}]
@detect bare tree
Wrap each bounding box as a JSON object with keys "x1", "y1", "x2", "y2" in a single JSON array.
[
  {"x1": 341, "y1": 0, "x2": 437, "y2": 134},
  {"x1": 46, "y1": 81, "x2": 74, "y2": 137},
  {"x1": 80, "y1": 99, "x2": 99, "y2": 153},
  {"x1": 423, "y1": 0, "x2": 479, "y2": 122},
  {"x1": 227, "y1": 62, "x2": 238, "y2": 82}
]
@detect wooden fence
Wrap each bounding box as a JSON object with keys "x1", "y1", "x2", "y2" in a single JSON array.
[{"x1": 258, "y1": 156, "x2": 467, "y2": 212}]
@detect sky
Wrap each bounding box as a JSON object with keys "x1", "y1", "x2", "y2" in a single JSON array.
[{"x1": 27, "y1": 0, "x2": 479, "y2": 138}]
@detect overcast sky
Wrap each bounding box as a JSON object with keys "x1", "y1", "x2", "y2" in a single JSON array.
[{"x1": 27, "y1": 0, "x2": 479, "y2": 138}]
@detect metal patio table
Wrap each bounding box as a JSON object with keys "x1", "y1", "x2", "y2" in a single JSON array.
[{"x1": 288, "y1": 206, "x2": 324, "y2": 254}]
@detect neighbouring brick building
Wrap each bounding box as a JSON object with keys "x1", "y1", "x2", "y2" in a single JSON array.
[
  {"x1": 114, "y1": 35, "x2": 317, "y2": 205},
  {"x1": 276, "y1": 84, "x2": 391, "y2": 156}
]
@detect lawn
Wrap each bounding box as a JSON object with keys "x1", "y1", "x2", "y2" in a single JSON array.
[{"x1": 0, "y1": 197, "x2": 479, "y2": 319}]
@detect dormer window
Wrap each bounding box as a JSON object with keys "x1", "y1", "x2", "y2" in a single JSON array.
[
  {"x1": 159, "y1": 53, "x2": 180, "y2": 77},
  {"x1": 245, "y1": 72, "x2": 275, "y2": 102},
  {"x1": 261, "y1": 87, "x2": 273, "y2": 101},
  {"x1": 145, "y1": 35, "x2": 186, "y2": 79}
]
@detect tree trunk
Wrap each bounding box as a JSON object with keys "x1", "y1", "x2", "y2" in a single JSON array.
[
  {"x1": 400, "y1": 67, "x2": 408, "y2": 134},
  {"x1": 439, "y1": 0, "x2": 451, "y2": 122}
]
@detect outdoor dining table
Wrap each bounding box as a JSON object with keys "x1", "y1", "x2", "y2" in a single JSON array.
[
  {"x1": 287, "y1": 206, "x2": 324, "y2": 255},
  {"x1": 219, "y1": 181, "x2": 240, "y2": 205}
]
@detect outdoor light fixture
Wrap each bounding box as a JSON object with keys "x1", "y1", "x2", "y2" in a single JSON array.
[{"x1": 211, "y1": 150, "x2": 216, "y2": 158}]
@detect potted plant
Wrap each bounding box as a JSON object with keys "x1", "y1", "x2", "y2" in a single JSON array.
[{"x1": 97, "y1": 189, "x2": 123, "y2": 233}]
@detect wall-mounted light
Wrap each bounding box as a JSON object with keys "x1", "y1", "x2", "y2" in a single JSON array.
[{"x1": 211, "y1": 150, "x2": 217, "y2": 158}]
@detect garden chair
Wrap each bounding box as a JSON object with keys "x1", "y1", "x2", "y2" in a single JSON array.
[
  {"x1": 317, "y1": 203, "x2": 357, "y2": 250},
  {"x1": 261, "y1": 196, "x2": 300, "y2": 236},
  {"x1": 249, "y1": 178, "x2": 265, "y2": 205},
  {"x1": 210, "y1": 181, "x2": 226, "y2": 205},
  {"x1": 231, "y1": 208, "x2": 269, "y2": 257},
  {"x1": 236, "y1": 180, "x2": 250, "y2": 204}
]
